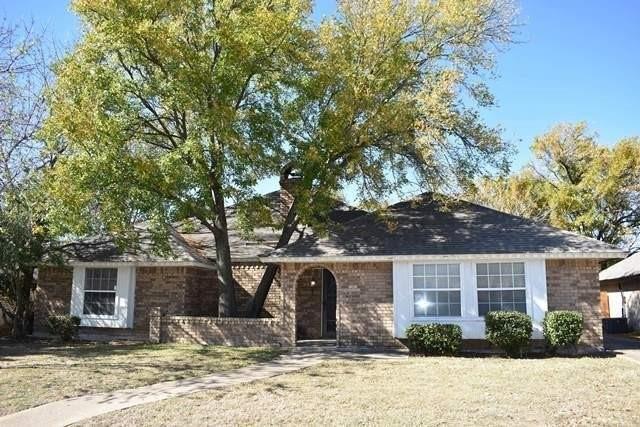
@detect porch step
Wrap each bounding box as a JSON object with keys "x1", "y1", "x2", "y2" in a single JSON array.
[{"x1": 296, "y1": 339, "x2": 337, "y2": 348}]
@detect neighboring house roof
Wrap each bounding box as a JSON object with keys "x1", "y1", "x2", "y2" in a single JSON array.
[
  {"x1": 264, "y1": 193, "x2": 625, "y2": 261},
  {"x1": 599, "y1": 252, "x2": 640, "y2": 282}
]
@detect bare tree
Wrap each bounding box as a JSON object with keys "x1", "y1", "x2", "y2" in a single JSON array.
[{"x1": 0, "y1": 18, "x2": 55, "y2": 338}]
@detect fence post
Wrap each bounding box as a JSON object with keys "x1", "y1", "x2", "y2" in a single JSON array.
[{"x1": 149, "y1": 307, "x2": 162, "y2": 343}]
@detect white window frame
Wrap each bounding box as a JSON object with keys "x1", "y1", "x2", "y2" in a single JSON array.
[
  {"x1": 70, "y1": 265, "x2": 135, "y2": 328},
  {"x1": 411, "y1": 263, "x2": 462, "y2": 319},
  {"x1": 82, "y1": 268, "x2": 118, "y2": 317},
  {"x1": 475, "y1": 261, "x2": 527, "y2": 316}
]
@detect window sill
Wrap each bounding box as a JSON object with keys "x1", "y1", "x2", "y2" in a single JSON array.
[{"x1": 411, "y1": 316, "x2": 485, "y2": 322}]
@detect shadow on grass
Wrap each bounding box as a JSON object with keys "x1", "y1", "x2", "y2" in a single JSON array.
[{"x1": 0, "y1": 336, "x2": 282, "y2": 368}]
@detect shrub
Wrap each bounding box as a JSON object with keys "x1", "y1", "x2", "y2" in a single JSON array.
[
  {"x1": 543, "y1": 310, "x2": 583, "y2": 351},
  {"x1": 405, "y1": 323, "x2": 462, "y2": 356},
  {"x1": 484, "y1": 311, "x2": 532, "y2": 357},
  {"x1": 47, "y1": 315, "x2": 81, "y2": 341}
]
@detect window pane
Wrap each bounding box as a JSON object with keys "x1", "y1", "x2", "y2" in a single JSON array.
[
  {"x1": 436, "y1": 264, "x2": 448, "y2": 275},
  {"x1": 436, "y1": 276, "x2": 448, "y2": 289},
  {"x1": 450, "y1": 291, "x2": 461, "y2": 303},
  {"x1": 500, "y1": 263, "x2": 513, "y2": 275},
  {"x1": 424, "y1": 264, "x2": 436, "y2": 276},
  {"x1": 438, "y1": 292, "x2": 449, "y2": 304},
  {"x1": 83, "y1": 292, "x2": 115, "y2": 315},
  {"x1": 413, "y1": 277, "x2": 425, "y2": 289},
  {"x1": 450, "y1": 303, "x2": 461, "y2": 316},
  {"x1": 85, "y1": 268, "x2": 117, "y2": 291},
  {"x1": 414, "y1": 291, "x2": 427, "y2": 316},
  {"x1": 479, "y1": 303, "x2": 490, "y2": 316},
  {"x1": 413, "y1": 264, "x2": 424, "y2": 276},
  {"x1": 448, "y1": 264, "x2": 460, "y2": 276},
  {"x1": 477, "y1": 276, "x2": 489, "y2": 288},
  {"x1": 425, "y1": 291, "x2": 437, "y2": 306},
  {"x1": 488, "y1": 263, "x2": 500, "y2": 275},
  {"x1": 437, "y1": 304, "x2": 450, "y2": 316},
  {"x1": 514, "y1": 290, "x2": 526, "y2": 302},
  {"x1": 476, "y1": 263, "x2": 488, "y2": 275},
  {"x1": 513, "y1": 262, "x2": 525, "y2": 274},
  {"x1": 426, "y1": 305, "x2": 437, "y2": 316},
  {"x1": 424, "y1": 276, "x2": 437, "y2": 288},
  {"x1": 478, "y1": 291, "x2": 489, "y2": 303},
  {"x1": 501, "y1": 275, "x2": 514, "y2": 288},
  {"x1": 514, "y1": 275, "x2": 526, "y2": 287},
  {"x1": 449, "y1": 275, "x2": 460, "y2": 288},
  {"x1": 489, "y1": 275, "x2": 501, "y2": 288}
]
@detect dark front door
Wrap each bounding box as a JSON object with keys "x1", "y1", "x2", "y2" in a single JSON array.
[{"x1": 322, "y1": 269, "x2": 337, "y2": 338}]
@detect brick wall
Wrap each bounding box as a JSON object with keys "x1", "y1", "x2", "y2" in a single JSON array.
[
  {"x1": 546, "y1": 259, "x2": 603, "y2": 346},
  {"x1": 184, "y1": 268, "x2": 218, "y2": 316},
  {"x1": 33, "y1": 266, "x2": 73, "y2": 330},
  {"x1": 160, "y1": 315, "x2": 290, "y2": 346},
  {"x1": 232, "y1": 263, "x2": 283, "y2": 318},
  {"x1": 281, "y1": 262, "x2": 397, "y2": 347}
]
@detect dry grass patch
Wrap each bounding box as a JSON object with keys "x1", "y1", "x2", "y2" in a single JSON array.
[
  {"x1": 82, "y1": 355, "x2": 640, "y2": 426},
  {"x1": 0, "y1": 339, "x2": 280, "y2": 416}
]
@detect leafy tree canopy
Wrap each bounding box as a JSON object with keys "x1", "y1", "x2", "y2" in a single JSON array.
[{"x1": 469, "y1": 122, "x2": 640, "y2": 250}]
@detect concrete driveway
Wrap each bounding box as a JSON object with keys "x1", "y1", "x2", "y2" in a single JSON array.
[{"x1": 604, "y1": 333, "x2": 640, "y2": 363}]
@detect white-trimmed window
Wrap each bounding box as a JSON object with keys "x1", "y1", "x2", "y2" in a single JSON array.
[
  {"x1": 413, "y1": 264, "x2": 461, "y2": 317},
  {"x1": 83, "y1": 268, "x2": 117, "y2": 316},
  {"x1": 71, "y1": 266, "x2": 135, "y2": 328},
  {"x1": 476, "y1": 262, "x2": 526, "y2": 316}
]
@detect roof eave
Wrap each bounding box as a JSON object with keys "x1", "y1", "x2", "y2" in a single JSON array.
[
  {"x1": 66, "y1": 260, "x2": 217, "y2": 270},
  {"x1": 261, "y1": 250, "x2": 627, "y2": 264}
]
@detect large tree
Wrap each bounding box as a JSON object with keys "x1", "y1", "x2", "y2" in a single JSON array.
[
  {"x1": 469, "y1": 122, "x2": 640, "y2": 250},
  {"x1": 45, "y1": 0, "x2": 517, "y2": 318},
  {"x1": 44, "y1": 0, "x2": 313, "y2": 316},
  {"x1": 246, "y1": 0, "x2": 517, "y2": 315},
  {"x1": 0, "y1": 19, "x2": 56, "y2": 337}
]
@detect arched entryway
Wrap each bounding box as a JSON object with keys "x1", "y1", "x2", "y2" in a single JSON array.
[{"x1": 295, "y1": 267, "x2": 337, "y2": 340}]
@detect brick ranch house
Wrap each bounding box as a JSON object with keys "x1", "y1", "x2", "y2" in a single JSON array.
[{"x1": 34, "y1": 192, "x2": 625, "y2": 348}]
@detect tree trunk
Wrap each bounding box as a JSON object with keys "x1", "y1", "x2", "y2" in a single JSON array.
[
  {"x1": 246, "y1": 198, "x2": 299, "y2": 317},
  {"x1": 209, "y1": 174, "x2": 237, "y2": 317},
  {"x1": 11, "y1": 267, "x2": 34, "y2": 339}
]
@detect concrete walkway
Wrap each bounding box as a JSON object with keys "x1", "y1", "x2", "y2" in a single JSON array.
[{"x1": 0, "y1": 349, "x2": 406, "y2": 427}]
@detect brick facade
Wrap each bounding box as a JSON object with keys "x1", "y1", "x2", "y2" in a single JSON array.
[
  {"x1": 281, "y1": 262, "x2": 397, "y2": 347},
  {"x1": 545, "y1": 259, "x2": 603, "y2": 346},
  {"x1": 232, "y1": 263, "x2": 283, "y2": 318},
  {"x1": 34, "y1": 265, "x2": 218, "y2": 340},
  {"x1": 33, "y1": 266, "x2": 73, "y2": 330}
]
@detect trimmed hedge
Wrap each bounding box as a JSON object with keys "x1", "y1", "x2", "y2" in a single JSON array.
[
  {"x1": 543, "y1": 310, "x2": 583, "y2": 351},
  {"x1": 406, "y1": 323, "x2": 462, "y2": 356},
  {"x1": 47, "y1": 315, "x2": 81, "y2": 341},
  {"x1": 485, "y1": 311, "x2": 532, "y2": 358}
]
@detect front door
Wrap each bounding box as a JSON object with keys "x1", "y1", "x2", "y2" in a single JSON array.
[{"x1": 321, "y1": 269, "x2": 337, "y2": 338}]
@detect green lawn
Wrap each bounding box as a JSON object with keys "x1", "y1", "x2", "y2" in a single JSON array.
[
  {"x1": 0, "y1": 339, "x2": 281, "y2": 416},
  {"x1": 80, "y1": 355, "x2": 640, "y2": 426}
]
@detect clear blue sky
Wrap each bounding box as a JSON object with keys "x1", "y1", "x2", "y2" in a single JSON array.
[{"x1": 3, "y1": 0, "x2": 639, "y2": 183}]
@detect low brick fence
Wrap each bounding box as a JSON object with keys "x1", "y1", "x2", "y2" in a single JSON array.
[{"x1": 149, "y1": 308, "x2": 292, "y2": 347}]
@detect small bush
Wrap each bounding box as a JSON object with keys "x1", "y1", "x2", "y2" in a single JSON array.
[
  {"x1": 543, "y1": 310, "x2": 583, "y2": 352},
  {"x1": 406, "y1": 323, "x2": 462, "y2": 356},
  {"x1": 47, "y1": 315, "x2": 81, "y2": 341},
  {"x1": 485, "y1": 311, "x2": 532, "y2": 358}
]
